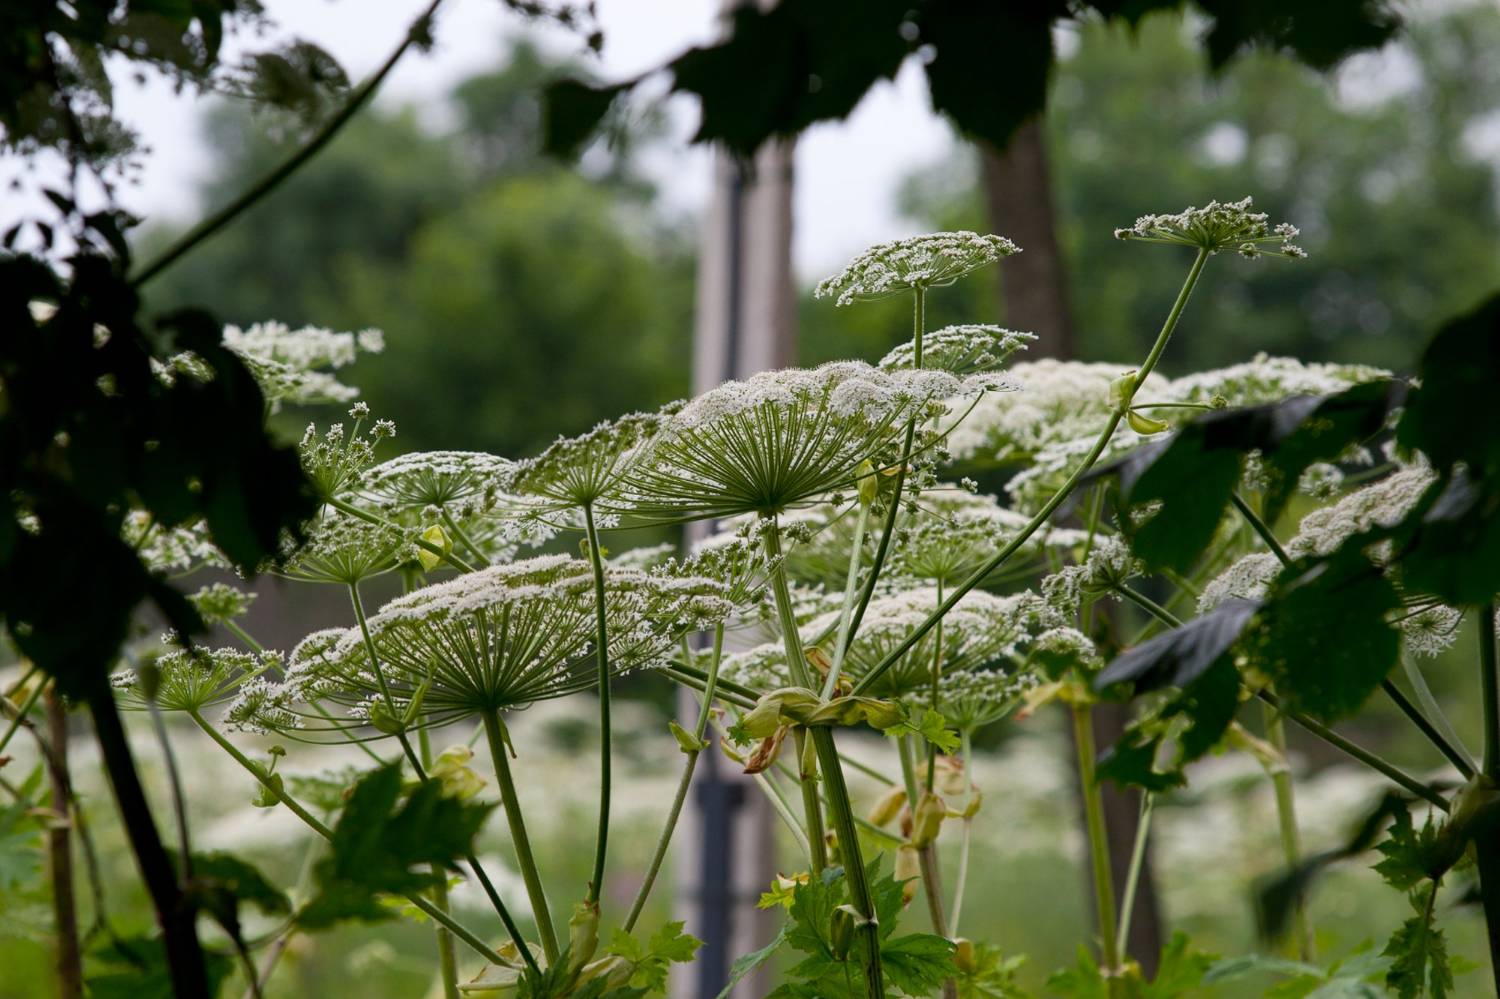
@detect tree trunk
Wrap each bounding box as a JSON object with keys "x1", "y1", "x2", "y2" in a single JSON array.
[{"x1": 980, "y1": 120, "x2": 1166, "y2": 975}]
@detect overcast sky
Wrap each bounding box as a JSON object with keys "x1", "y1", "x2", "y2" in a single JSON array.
[{"x1": 87, "y1": 0, "x2": 960, "y2": 280}]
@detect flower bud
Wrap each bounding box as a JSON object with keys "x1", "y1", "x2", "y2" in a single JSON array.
[
  {"x1": 368, "y1": 700, "x2": 404, "y2": 735},
  {"x1": 856, "y1": 459, "x2": 879, "y2": 508},
  {"x1": 829, "y1": 904, "x2": 859, "y2": 961},
  {"x1": 865, "y1": 785, "x2": 907, "y2": 827},
  {"x1": 567, "y1": 900, "x2": 600, "y2": 977},
  {"x1": 895, "y1": 846, "x2": 920, "y2": 906},
  {"x1": 909, "y1": 791, "x2": 946, "y2": 849},
  {"x1": 1126, "y1": 409, "x2": 1170, "y2": 435},
  {"x1": 251, "y1": 772, "x2": 284, "y2": 809},
  {"x1": 953, "y1": 938, "x2": 977, "y2": 974},
  {"x1": 934, "y1": 755, "x2": 967, "y2": 797},
  {"x1": 669, "y1": 719, "x2": 706, "y2": 754},
  {"x1": 579, "y1": 955, "x2": 633, "y2": 990},
  {"x1": 417, "y1": 524, "x2": 450, "y2": 572},
  {"x1": 1108, "y1": 369, "x2": 1139, "y2": 412}
]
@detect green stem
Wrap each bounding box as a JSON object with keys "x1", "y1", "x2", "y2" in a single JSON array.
[
  {"x1": 1114, "y1": 792, "x2": 1153, "y2": 961},
  {"x1": 1402, "y1": 653, "x2": 1473, "y2": 771},
  {"x1": 129, "y1": 0, "x2": 447, "y2": 286},
  {"x1": 1262, "y1": 703, "x2": 1314, "y2": 961},
  {"x1": 852, "y1": 248, "x2": 1209, "y2": 698},
  {"x1": 949, "y1": 730, "x2": 975, "y2": 936},
  {"x1": 482, "y1": 709, "x2": 560, "y2": 964},
  {"x1": 329, "y1": 496, "x2": 476, "y2": 572},
  {"x1": 793, "y1": 729, "x2": 829, "y2": 871},
  {"x1": 752, "y1": 771, "x2": 814, "y2": 862},
  {"x1": 348, "y1": 581, "x2": 428, "y2": 776},
  {"x1": 1072, "y1": 705, "x2": 1123, "y2": 995},
  {"x1": 1228, "y1": 491, "x2": 1290, "y2": 563},
  {"x1": 1481, "y1": 603, "x2": 1498, "y2": 779},
  {"x1": 898, "y1": 736, "x2": 948, "y2": 939},
  {"x1": 188, "y1": 711, "x2": 523, "y2": 972},
  {"x1": 582, "y1": 502, "x2": 613, "y2": 906},
  {"x1": 763, "y1": 515, "x2": 883, "y2": 997},
  {"x1": 441, "y1": 509, "x2": 491, "y2": 568},
  {"x1": 0, "y1": 675, "x2": 47, "y2": 756},
  {"x1": 843, "y1": 287, "x2": 925, "y2": 647},
  {"x1": 420, "y1": 729, "x2": 461, "y2": 999},
  {"x1": 624, "y1": 624, "x2": 724, "y2": 932},
  {"x1": 824, "y1": 501, "x2": 872, "y2": 701},
  {"x1": 926, "y1": 580, "x2": 944, "y2": 790}
]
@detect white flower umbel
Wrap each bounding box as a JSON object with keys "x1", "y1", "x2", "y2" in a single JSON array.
[
  {"x1": 880, "y1": 325, "x2": 1034, "y2": 376},
  {"x1": 125, "y1": 510, "x2": 229, "y2": 574},
  {"x1": 112, "y1": 646, "x2": 285, "y2": 731},
  {"x1": 223, "y1": 320, "x2": 384, "y2": 409},
  {"x1": 624, "y1": 362, "x2": 987, "y2": 522},
  {"x1": 888, "y1": 490, "x2": 1088, "y2": 587},
  {"x1": 814, "y1": 232, "x2": 1020, "y2": 306},
  {"x1": 288, "y1": 554, "x2": 731, "y2": 727},
  {"x1": 1198, "y1": 552, "x2": 1283, "y2": 612},
  {"x1": 1114, "y1": 197, "x2": 1306, "y2": 259},
  {"x1": 274, "y1": 508, "x2": 414, "y2": 584},
  {"x1": 513, "y1": 409, "x2": 668, "y2": 512},
  {"x1": 1286, "y1": 464, "x2": 1435, "y2": 560},
  {"x1": 299, "y1": 405, "x2": 396, "y2": 500},
  {"x1": 722, "y1": 587, "x2": 1036, "y2": 702},
  {"x1": 945, "y1": 359, "x2": 1171, "y2": 465},
  {"x1": 1165, "y1": 354, "x2": 1390, "y2": 409}
]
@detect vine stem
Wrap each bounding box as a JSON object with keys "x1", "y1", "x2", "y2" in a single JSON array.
[
  {"x1": 762, "y1": 514, "x2": 884, "y2": 998},
  {"x1": 129, "y1": 0, "x2": 448, "y2": 286},
  {"x1": 852, "y1": 248, "x2": 1211, "y2": 698},
  {"x1": 1072, "y1": 704, "x2": 1123, "y2": 997},
  {"x1": 623, "y1": 623, "x2": 725, "y2": 931},
  {"x1": 582, "y1": 502, "x2": 612, "y2": 905},
  {"x1": 187, "y1": 710, "x2": 526, "y2": 973},
  {"x1": 482, "y1": 709, "x2": 561, "y2": 964}
]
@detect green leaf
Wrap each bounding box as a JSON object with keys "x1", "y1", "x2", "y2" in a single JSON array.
[
  {"x1": 1248, "y1": 553, "x2": 1402, "y2": 722},
  {"x1": 887, "y1": 706, "x2": 961, "y2": 753},
  {"x1": 1143, "y1": 932, "x2": 1218, "y2": 997},
  {"x1": 1098, "y1": 658, "x2": 1242, "y2": 790},
  {"x1": 1397, "y1": 291, "x2": 1500, "y2": 479},
  {"x1": 1381, "y1": 885, "x2": 1453, "y2": 999},
  {"x1": 606, "y1": 921, "x2": 702, "y2": 993},
  {"x1": 84, "y1": 935, "x2": 234, "y2": 999},
  {"x1": 298, "y1": 763, "x2": 491, "y2": 928},
  {"x1": 716, "y1": 924, "x2": 788, "y2": 999},
  {"x1": 881, "y1": 932, "x2": 957, "y2": 995},
  {"x1": 1096, "y1": 598, "x2": 1259, "y2": 694}
]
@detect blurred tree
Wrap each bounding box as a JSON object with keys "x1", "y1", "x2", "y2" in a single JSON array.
[
  {"x1": 827, "y1": 5, "x2": 1500, "y2": 374},
  {"x1": 142, "y1": 39, "x2": 694, "y2": 458}
]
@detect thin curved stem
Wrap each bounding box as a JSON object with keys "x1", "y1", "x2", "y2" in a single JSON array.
[
  {"x1": 441, "y1": 509, "x2": 491, "y2": 568},
  {"x1": 130, "y1": 0, "x2": 448, "y2": 286},
  {"x1": 188, "y1": 710, "x2": 523, "y2": 972},
  {"x1": 419, "y1": 729, "x2": 461, "y2": 999},
  {"x1": 624, "y1": 623, "x2": 724, "y2": 931},
  {"x1": 1114, "y1": 792, "x2": 1153, "y2": 961},
  {"x1": 582, "y1": 502, "x2": 612, "y2": 905},
  {"x1": 329, "y1": 496, "x2": 476, "y2": 573},
  {"x1": 824, "y1": 501, "x2": 871, "y2": 701},
  {"x1": 0, "y1": 675, "x2": 47, "y2": 756},
  {"x1": 482, "y1": 709, "x2": 560, "y2": 964},
  {"x1": 852, "y1": 248, "x2": 1210, "y2": 698},
  {"x1": 1261, "y1": 703, "x2": 1313, "y2": 961},
  {"x1": 1481, "y1": 602, "x2": 1499, "y2": 780}
]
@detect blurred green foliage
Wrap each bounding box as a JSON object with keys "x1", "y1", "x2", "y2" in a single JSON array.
[{"x1": 810, "y1": 5, "x2": 1500, "y2": 374}]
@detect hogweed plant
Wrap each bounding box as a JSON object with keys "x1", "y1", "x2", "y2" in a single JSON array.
[{"x1": 14, "y1": 199, "x2": 1500, "y2": 998}]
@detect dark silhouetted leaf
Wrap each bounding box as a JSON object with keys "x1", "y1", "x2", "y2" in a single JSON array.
[{"x1": 1096, "y1": 598, "x2": 1259, "y2": 693}]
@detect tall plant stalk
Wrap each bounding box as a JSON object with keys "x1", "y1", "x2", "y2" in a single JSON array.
[
  {"x1": 582, "y1": 502, "x2": 613, "y2": 906},
  {"x1": 763, "y1": 514, "x2": 885, "y2": 998},
  {"x1": 481, "y1": 709, "x2": 561, "y2": 964},
  {"x1": 1473, "y1": 602, "x2": 1500, "y2": 997},
  {"x1": 949, "y1": 729, "x2": 976, "y2": 936},
  {"x1": 1262, "y1": 703, "x2": 1314, "y2": 960},
  {"x1": 1072, "y1": 704, "x2": 1123, "y2": 998},
  {"x1": 420, "y1": 728, "x2": 462, "y2": 999},
  {"x1": 45, "y1": 690, "x2": 83, "y2": 999}
]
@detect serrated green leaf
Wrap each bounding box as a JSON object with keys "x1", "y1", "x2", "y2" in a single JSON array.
[{"x1": 1381, "y1": 886, "x2": 1453, "y2": 999}]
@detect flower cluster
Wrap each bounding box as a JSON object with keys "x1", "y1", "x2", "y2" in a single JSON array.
[
  {"x1": 298, "y1": 405, "x2": 396, "y2": 499},
  {"x1": 879, "y1": 325, "x2": 1034, "y2": 376},
  {"x1": 814, "y1": 232, "x2": 1020, "y2": 306},
  {"x1": 274, "y1": 508, "x2": 414, "y2": 584},
  {"x1": 1166, "y1": 354, "x2": 1390, "y2": 409},
  {"x1": 887, "y1": 490, "x2": 1087, "y2": 587},
  {"x1": 1113, "y1": 197, "x2": 1306, "y2": 258},
  {"x1": 126, "y1": 511, "x2": 228, "y2": 575},
  {"x1": 514, "y1": 409, "x2": 668, "y2": 510},
  {"x1": 224, "y1": 320, "x2": 384, "y2": 409},
  {"x1": 112, "y1": 645, "x2": 283, "y2": 719},
  {"x1": 625, "y1": 362, "x2": 985, "y2": 522},
  {"x1": 284, "y1": 554, "x2": 732, "y2": 727}
]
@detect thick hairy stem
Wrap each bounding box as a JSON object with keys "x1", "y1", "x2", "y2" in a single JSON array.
[
  {"x1": 811, "y1": 727, "x2": 886, "y2": 999},
  {"x1": 87, "y1": 686, "x2": 209, "y2": 998},
  {"x1": 482, "y1": 710, "x2": 560, "y2": 964},
  {"x1": 1261, "y1": 703, "x2": 1313, "y2": 960},
  {"x1": 1072, "y1": 705, "x2": 1122, "y2": 997},
  {"x1": 582, "y1": 502, "x2": 612, "y2": 905},
  {"x1": 852, "y1": 248, "x2": 1210, "y2": 698},
  {"x1": 46, "y1": 691, "x2": 83, "y2": 999},
  {"x1": 189, "y1": 712, "x2": 519, "y2": 971},
  {"x1": 130, "y1": 0, "x2": 448, "y2": 286},
  {"x1": 624, "y1": 623, "x2": 725, "y2": 931}
]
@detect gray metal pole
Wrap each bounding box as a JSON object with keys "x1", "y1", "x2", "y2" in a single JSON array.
[{"x1": 672, "y1": 133, "x2": 796, "y2": 999}]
